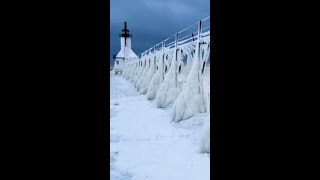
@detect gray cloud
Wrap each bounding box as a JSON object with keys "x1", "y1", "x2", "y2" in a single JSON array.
[{"x1": 110, "y1": 0, "x2": 210, "y2": 65}]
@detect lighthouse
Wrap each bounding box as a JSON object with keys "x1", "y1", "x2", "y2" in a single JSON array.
[{"x1": 113, "y1": 22, "x2": 138, "y2": 75}]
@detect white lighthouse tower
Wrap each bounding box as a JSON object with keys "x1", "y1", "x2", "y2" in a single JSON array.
[{"x1": 113, "y1": 22, "x2": 138, "y2": 75}]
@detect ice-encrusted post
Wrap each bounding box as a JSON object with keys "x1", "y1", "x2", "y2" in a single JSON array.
[
  {"x1": 155, "y1": 33, "x2": 182, "y2": 108},
  {"x1": 154, "y1": 46, "x2": 157, "y2": 72},
  {"x1": 171, "y1": 20, "x2": 206, "y2": 122},
  {"x1": 137, "y1": 51, "x2": 152, "y2": 91},
  {"x1": 146, "y1": 41, "x2": 165, "y2": 100},
  {"x1": 186, "y1": 44, "x2": 194, "y2": 71},
  {"x1": 161, "y1": 41, "x2": 165, "y2": 82},
  {"x1": 140, "y1": 47, "x2": 157, "y2": 94},
  {"x1": 134, "y1": 53, "x2": 148, "y2": 87},
  {"x1": 175, "y1": 33, "x2": 178, "y2": 88}
]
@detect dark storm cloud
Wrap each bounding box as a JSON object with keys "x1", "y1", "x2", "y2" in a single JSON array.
[{"x1": 110, "y1": 0, "x2": 210, "y2": 65}]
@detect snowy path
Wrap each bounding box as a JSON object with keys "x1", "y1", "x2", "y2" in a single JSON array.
[{"x1": 110, "y1": 74, "x2": 210, "y2": 180}]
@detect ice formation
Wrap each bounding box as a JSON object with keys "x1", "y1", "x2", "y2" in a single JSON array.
[
  {"x1": 133, "y1": 60, "x2": 144, "y2": 86},
  {"x1": 177, "y1": 43, "x2": 195, "y2": 88},
  {"x1": 171, "y1": 39, "x2": 210, "y2": 122},
  {"x1": 146, "y1": 70, "x2": 161, "y2": 99},
  {"x1": 140, "y1": 52, "x2": 157, "y2": 94},
  {"x1": 155, "y1": 48, "x2": 183, "y2": 108},
  {"x1": 200, "y1": 119, "x2": 210, "y2": 153},
  {"x1": 132, "y1": 61, "x2": 141, "y2": 82},
  {"x1": 146, "y1": 49, "x2": 171, "y2": 100},
  {"x1": 136, "y1": 55, "x2": 150, "y2": 91}
]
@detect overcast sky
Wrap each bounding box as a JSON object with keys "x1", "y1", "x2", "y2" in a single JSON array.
[{"x1": 110, "y1": 0, "x2": 210, "y2": 65}]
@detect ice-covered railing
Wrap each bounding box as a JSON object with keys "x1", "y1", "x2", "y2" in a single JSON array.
[
  {"x1": 126, "y1": 16, "x2": 210, "y2": 65},
  {"x1": 123, "y1": 16, "x2": 210, "y2": 118}
]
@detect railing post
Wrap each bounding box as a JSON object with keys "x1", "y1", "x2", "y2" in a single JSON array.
[
  {"x1": 175, "y1": 33, "x2": 179, "y2": 87},
  {"x1": 197, "y1": 20, "x2": 202, "y2": 92},
  {"x1": 175, "y1": 33, "x2": 178, "y2": 52},
  {"x1": 154, "y1": 46, "x2": 156, "y2": 68},
  {"x1": 198, "y1": 20, "x2": 202, "y2": 41},
  {"x1": 197, "y1": 20, "x2": 202, "y2": 61},
  {"x1": 162, "y1": 41, "x2": 165, "y2": 53},
  {"x1": 162, "y1": 41, "x2": 165, "y2": 81}
]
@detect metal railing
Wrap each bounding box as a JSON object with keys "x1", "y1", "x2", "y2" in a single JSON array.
[{"x1": 126, "y1": 16, "x2": 210, "y2": 65}]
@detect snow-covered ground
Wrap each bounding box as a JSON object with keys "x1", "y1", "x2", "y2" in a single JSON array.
[{"x1": 110, "y1": 72, "x2": 210, "y2": 180}]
